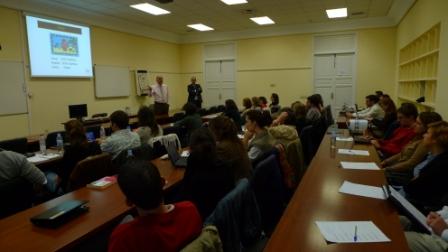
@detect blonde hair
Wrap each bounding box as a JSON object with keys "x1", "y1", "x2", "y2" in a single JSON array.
[{"x1": 427, "y1": 121, "x2": 448, "y2": 150}]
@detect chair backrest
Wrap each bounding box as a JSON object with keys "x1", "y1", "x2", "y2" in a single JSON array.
[
  {"x1": 251, "y1": 154, "x2": 285, "y2": 235},
  {"x1": 217, "y1": 105, "x2": 225, "y2": 112},
  {"x1": 300, "y1": 125, "x2": 323, "y2": 165},
  {"x1": 208, "y1": 106, "x2": 218, "y2": 114},
  {"x1": 205, "y1": 178, "x2": 262, "y2": 252},
  {"x1": 0, "y1": 177, "x2": 34, "y2": 218},
  {"x1": 323, "y1": 105, "x2": 334, "y2": 128},
  {"x1": 172, "y1": 112, "x2": 186, "y2": 122},
  {"x1": 131, "y1": 143, "x2": 154, "y2": 161},
  {"x1": 0, "y1": 137, "x2": 28, "y2": 154},
  {"x1": 68, "y1": 153, "x2": 113, "y2": 191}
]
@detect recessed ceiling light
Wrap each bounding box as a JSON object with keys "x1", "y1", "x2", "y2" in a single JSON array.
[
  {"x1": 221, "y1": 0, "x2": 248, "y2": 5},
  {"x1": 326, "y1": 8, "x2": 348, "y2": 18},
  {"x1": 250, "y1": 16, "x2": 275, "y2": 25},
  {"x1": 187, "y1": 24, "x2": 214, "y2": 31},
  {"x1": 130, "y1": 3, "x2": 170, "y2": 16}
]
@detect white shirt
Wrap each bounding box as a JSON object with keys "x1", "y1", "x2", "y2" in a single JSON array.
[
  {"x1": 437, "y1": 206, "x2": 448, "y2": 242},
  {"x1": 150, "y1": 83, "x2": 169, "y2": 104},
  {"x1": 356, "y1": 103, "x2": 384, "y2": 120}
]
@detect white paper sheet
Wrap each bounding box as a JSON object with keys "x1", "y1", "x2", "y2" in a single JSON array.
[
  {"x1": 336, "y1": 136, "x2": 354, "y2": 142},
  {"x1": 339, "y1": 181, "x2": 386, "y2": 200},
  {"x1": 315, "y1": 221, "x2": 391, "y2": 243},
  {"x1": 27, "y1": 153, "x2": 61, "y2": 163},
  {"x1": 340, "y1": 162, "x2": 380, "y2": 170},
  {"x1": 338, "y1": 149, "x2": 370, "y2": 156}
]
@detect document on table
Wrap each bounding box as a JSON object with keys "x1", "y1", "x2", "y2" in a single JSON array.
[
  {"x1": 339, "y1": 181, "x2": 386, "y2": 200},
  {"x1": 315, "y1": 221, "x2": 391, "y2": 243},
  {"x1": 340, "y1": 161, "x2": 380, "y2": 170},
  {"x1": 336, "y1": 136, "x2": 354, "y2": 142},
  {"x1": 27, "y1": 153, "x2": 61, "y2": 163},
  {"x1": 338, "y1": 149, "x2": 370, "y2": 156}
]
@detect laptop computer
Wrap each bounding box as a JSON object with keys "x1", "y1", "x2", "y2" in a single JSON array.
[
  {"x1": 382, "y1": 184, "x2": 432, "y2": 234},
  {"x1": 166, "y1": 145, "x2": 187, "y2": 167},
  {"x1": 30, "y1": 200, "x2": 89, "y2": 228},
  {"x1": 85, "y1": 131, "x2": 96, "y2": 142}
]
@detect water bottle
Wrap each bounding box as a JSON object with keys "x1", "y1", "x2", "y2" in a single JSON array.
[
  {"x1": 56, "y1": 133, "x2": 64, "y2": 151},
  {"x1": 100, "y1": 126, "x2": 106, "y2": 139},
  {"x1": 39, "y1": 134, "x2": 47, "y2": 155},
  {"x1": 330, "y1": 130, "x2": 337, "y2": 149}
]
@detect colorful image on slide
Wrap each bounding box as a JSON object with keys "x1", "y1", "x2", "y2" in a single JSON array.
[{"x1": 50, "y1": 34, "x2": 79, "y2": 56}]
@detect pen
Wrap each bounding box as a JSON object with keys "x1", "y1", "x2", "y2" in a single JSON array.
[{"x1": 354, "y1": 225, "x2": 358, "y2": 242}]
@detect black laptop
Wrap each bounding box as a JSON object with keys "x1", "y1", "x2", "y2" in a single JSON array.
[
  {"x1": 166, "y1": 145, "x2": 187, "y2": 167},
  {"x1": 30, "y1": 200, "x2": 89, "y2": 228}
]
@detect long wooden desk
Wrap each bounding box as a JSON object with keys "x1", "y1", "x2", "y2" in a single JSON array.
[
  {"x1": 0, "y1": 158, "x2": 184, "y2": 251},
  {"x1": 264, "y1": 132, "x2": 408, "y2": 251}
]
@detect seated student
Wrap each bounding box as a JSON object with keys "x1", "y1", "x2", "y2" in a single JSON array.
[
  {"x1": 403, "y1": 121, "x2": 448, "y2": 210},
  {"x1": 251, "y1": 96, "x2": 261, "y2": 110},
  {"x1": 100, "y1": 110, "x2": 140, "y2": 159},
  {"x1": 178, "y1": 128, "x2": 235, "y2": 219},
  {"x1": 401, "y1": 206, "x2": 448, "y2": 252},
  {"x1": 383, "y1": 112, "x2": 442, "y2": 185},
  {"x1": 370, "y1": 94, "x2": 397, "y2": 138},
  {"x1": 0, "y1": 149, "x2": 47, "y2": 186},
  {"x1": 240, "y1": 97, "x2": 252, "y2": 123},
  {"x1": 135, "y1": 106, "x2": 162, "y2": 144},
  {"x1": 371, "y1": 103, "x2": 418, "y2": 157},
  {"x1": 209, "y1": 116, "x2": 252, "y2": 181},
  {"x1": 259, "y1": 96, "x2": 269, "y2": 110},
  {"x1": 56, "y1": 119, "x2": 101, "y2": 191},
  {"x1": 305, "y1": 94, "x2": 322, "y2": 124},
  {"x1": 291, "y1": 101, "x2": 307, "y2": 135},
  {"x1": 243, "y1": 110, "x2": 275, "y2": 160},
  {"x1": 269, "y1": 93, "x2": 281, "y2": 114},
  {"x1": 109, "y1": 160, "x2": 202, "y2": 252},
  {"x1": 347, "y1": 94, "x2": 385, "y2": 120},
  {"x1": 174, "y1": 102, "x2": 202, "y2": 141},
  {"x1": 223, "y1": 99, "x2": 243, "y2": 129}
]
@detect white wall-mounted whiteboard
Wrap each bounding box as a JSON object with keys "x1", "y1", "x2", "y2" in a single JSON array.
[
  {"x1": 94, "y1": 65, "x2": 130, "y2": 98},
  {"x1": 0, "y1": 61, "x2": 28, "y2": 115}
]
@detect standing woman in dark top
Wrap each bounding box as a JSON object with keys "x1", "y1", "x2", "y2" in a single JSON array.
[
  {"x1": 187, "y1": 76, "x2": 202, "y2": 108},
  {"x1": 269, "y1": 93, "x2": 281, "y2": 114},
  {"x1": 59, "y1": 120, "x2": 101, "y2": 191},
  {"x1": 224, "y1": 99, "x2": 243, "y2": 129},
  {"x1": 179, "y1": 128, "x2": 235, "y2": 219}
]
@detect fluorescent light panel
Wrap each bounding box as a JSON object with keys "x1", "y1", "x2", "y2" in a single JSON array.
[
  {"x1": 130, "y1": 3, "x2": 170, "y2": 16},
  {"x1": 250, "y1": 16, "x2": 275, "y2": 25},
  {"x1": 221, "y1": 0, "x2": 248, "y2": 5},
  {"x1": 326, "y1": 8, "x2": 347, "y2": 18},
  {"x1": 187, "y1": 23, "x2": 214, "y2": 31}
]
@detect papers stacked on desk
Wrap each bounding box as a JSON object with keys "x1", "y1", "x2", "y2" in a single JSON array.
[
  {"x1": 27, "y1": 153, "x2": 61, "y2": 163},
  {"x1": 339, "y1": 181, "x2": 386, "y2": 200},
  {"x1": 315, "y1": 221, "x2": 390, "y2": 243},
  {"x1": 338, "y1": 149, "x2": 370, "y2": 156},
  {"x1": 340, "y1": 162, "x2": 380, "y2": 170}
]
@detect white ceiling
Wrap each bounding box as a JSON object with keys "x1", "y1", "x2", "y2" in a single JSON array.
[{"x1": 0, "y1": 0, "x2": 415, "y2": 43}]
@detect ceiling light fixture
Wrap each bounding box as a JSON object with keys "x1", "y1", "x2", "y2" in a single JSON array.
[
  {"x1": 130, "y1": 3, "x2": 170, "y2": 16},
  {"x1": 326, "y1": 8, "x2": 348, "y2": 18},
  {"x1": 221, "y1": 0, "x2": 248, "y2": 5},
  {"x1": 187, "y1": 23, "x2": 214, "y2": 31},
  {"x1": 250, "y1": 16, "x2": 275, "y2": 25}
]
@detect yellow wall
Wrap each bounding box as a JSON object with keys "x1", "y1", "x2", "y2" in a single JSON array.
[
  {"x1": 397, "y1": 0, "x2": 448, "y2": 119},
  {"x1": 0, "y1": 6, "x2": 182, "y2": 140},
  {"x1": 180, "y1": 28, "x2": 397, "y2": 108}
]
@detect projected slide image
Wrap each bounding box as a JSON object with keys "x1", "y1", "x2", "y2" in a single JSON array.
[{"x1": 50, "y1": 34, "x2": 79, "y2": 56}]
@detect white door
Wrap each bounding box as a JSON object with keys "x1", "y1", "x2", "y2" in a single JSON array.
[
  {"x1": 204, "y1": 60, "x2": 236, "y2": 107},
  {"x1": 314, "y1": 53, "x2": 354, "y2": 115}
]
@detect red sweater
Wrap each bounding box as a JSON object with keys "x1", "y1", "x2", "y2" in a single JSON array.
[
  {"x1": 108, "y1": 201, "x2": 202, "y2": 252},
  {"x1": 379, "y1": 127, "x2": 416, "y2": 156}
]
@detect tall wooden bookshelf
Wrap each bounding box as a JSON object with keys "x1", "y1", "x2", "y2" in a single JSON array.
[{"x1": 398, "y1": 23, "x2": 440, "y2": 111}]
